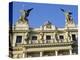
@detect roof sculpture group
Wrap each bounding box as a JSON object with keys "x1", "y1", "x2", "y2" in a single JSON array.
[
  {"x1": 19, "y1": 8, "x2": 74, "y2": 42},
  {"x1": 60, "y1": 8, "x2": 73, "y2": 24},
  {"x1": 19, "y1": 8, "x2": 33, "y2": 22},
  {"x1": 19, "y1": 8, "x2": 73, "y2": 25}
]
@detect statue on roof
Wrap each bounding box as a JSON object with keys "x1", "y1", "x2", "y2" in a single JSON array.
[
  {"x1": 19, "y1": 8, "x2": 33, "y2": 22},
  {"x1": 60, "y1": 8, "x2": 73, "y2": 24}
]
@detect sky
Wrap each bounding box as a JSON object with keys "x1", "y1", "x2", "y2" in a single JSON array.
[{"x1": 12, "y1": 2, "x2": 78, "y2": 28}]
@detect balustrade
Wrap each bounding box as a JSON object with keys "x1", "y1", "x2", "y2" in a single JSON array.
[{"x1": 25, "y1": 38, "x2": 72, "y2": 44}]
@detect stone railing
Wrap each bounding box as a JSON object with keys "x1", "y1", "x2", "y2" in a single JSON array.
[
  {"x1": 14, "y1": 39, "x2": 73, "y2": 47},
  {"x1": 14, "y1": 40, "x2": 73, "y2": 48},
  {"x1": 25, "y1": 39, "x2": 73, "y2": 44},
  {"x1": 9, "y1": 47, "x2": 23, "y2": 51}
]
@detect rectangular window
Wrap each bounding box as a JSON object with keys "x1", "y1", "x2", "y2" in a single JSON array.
[
  {"x1": 32, "y1": 36, "x2": 37, "y2": 40},
  {"x1": 72, "y1": 34, "x2": 76, "y2": 41},
  {"x1": 16, "y1": 36, "x2": 22, "y2": 43},
  {"x1": 46, "y1": 35, "x2": 51, "y2": 40},
  {"x1": 59, "y1": 35, "x2": 64, "y2": 39}
]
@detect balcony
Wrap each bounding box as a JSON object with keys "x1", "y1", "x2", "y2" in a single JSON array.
[
  {"x1": 15, "y1": 38, "x2": 73, "y2": 48},
  {"x1": 25, "y1": 39, "x2": 72, "y2": 44},
  {"x1": 26, "y1": 40, "x2": 54, "y2": 44},
  {"x1": 18, "y1": 39, "x2": 72, "y2": 47}
]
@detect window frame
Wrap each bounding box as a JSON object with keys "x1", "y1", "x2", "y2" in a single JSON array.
[
  {"x1": 32, "y1": 36, "x2": 37, "y2": 40},
  {"x1": 59, "y1": 35, "x2": 64, "y2": 40},
  {"x1": 46, "y1": 35, "x2": 51, "y2": 40},
  {"x1": 72, "y1": 34, "x2": 76, "y2": 41},
  {"x1": 16, "y1": 36, "x2": 22, "y2": 43}
]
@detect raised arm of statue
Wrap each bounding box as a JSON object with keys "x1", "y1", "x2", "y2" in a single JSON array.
[{"x1": 25, "y1": 8, "x2": 33, "y2": 17}]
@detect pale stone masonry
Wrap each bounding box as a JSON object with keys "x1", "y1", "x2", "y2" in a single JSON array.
[{"x1": 9, "y1": 9, "x2": 78, "y2": 58}]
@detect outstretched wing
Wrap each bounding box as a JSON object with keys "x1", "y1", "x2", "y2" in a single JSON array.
[
  {"x1": 60, "y1": 8, "x2": 65, "y2": 12},
  {"x1": 69, "y1": 12, "x2": 72, "y2": 15},
  {"x1": 26, "y1": 8, "x2": 33, "y2": 17},
  {"x1": 27, "y1": 8, "x2": 33, "y2": 13}
]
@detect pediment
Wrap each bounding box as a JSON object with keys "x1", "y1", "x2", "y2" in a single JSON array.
[{"x1": 40, "y1": 21, "x2": 56, "y2": 30}]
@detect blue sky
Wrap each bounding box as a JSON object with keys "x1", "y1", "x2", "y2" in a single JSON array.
[{"x1": 12, "y1": 2, "x2": 78, "y2": 28}]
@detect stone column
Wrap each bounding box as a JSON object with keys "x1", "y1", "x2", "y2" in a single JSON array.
[
  {"x1": 29, "y1": 40, "x2": 31, "y2": 44},
  {"x1": 40, "y1": 52, "x2": 43, "y2": 57},
  {"x1": 55, "y1": 50, "x2": 58, "y2": 56},
  {"x1": 23, "y1": 47, "x2": 26, "y2": 58},
  {"x1": 54, "y1": 32, "x2": 58, "y2": 43},
  {"x1": 23, "y1": 53, "x2": 25, "y2": 58},
  {"x1": 69, "y1": 49, "x2": 72, "y2": 55}
]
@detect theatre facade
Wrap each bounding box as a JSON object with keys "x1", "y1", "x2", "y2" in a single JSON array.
[{"x1": 9, "y1": 9, "x2": 78, "y2": 58}]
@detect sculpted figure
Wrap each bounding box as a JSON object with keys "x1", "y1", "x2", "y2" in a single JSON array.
[
  {"x1": 60, "y1": 8, "x2": 73, "y2": 24},
  {"x1": 19, "y1": 8, "x2": 33, "y2": 22}
]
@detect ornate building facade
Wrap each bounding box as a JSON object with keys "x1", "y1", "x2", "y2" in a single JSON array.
[{"x1": 9, "y1": 9, "x2": 78, "y2": 58}]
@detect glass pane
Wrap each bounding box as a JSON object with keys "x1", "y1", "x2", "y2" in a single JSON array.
[
  {"x1": 59, "y1": 35, "x2": 64, "y2": 39},
  {"x1": 46, "y1": 35, "x2": 51, "y2": 40},
  {"x1": 16, "y1": 36, "x2": 22, "y2": 43},
  {"x1": 32, "y1": 36, "x2": 37, "y2": 40}
]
